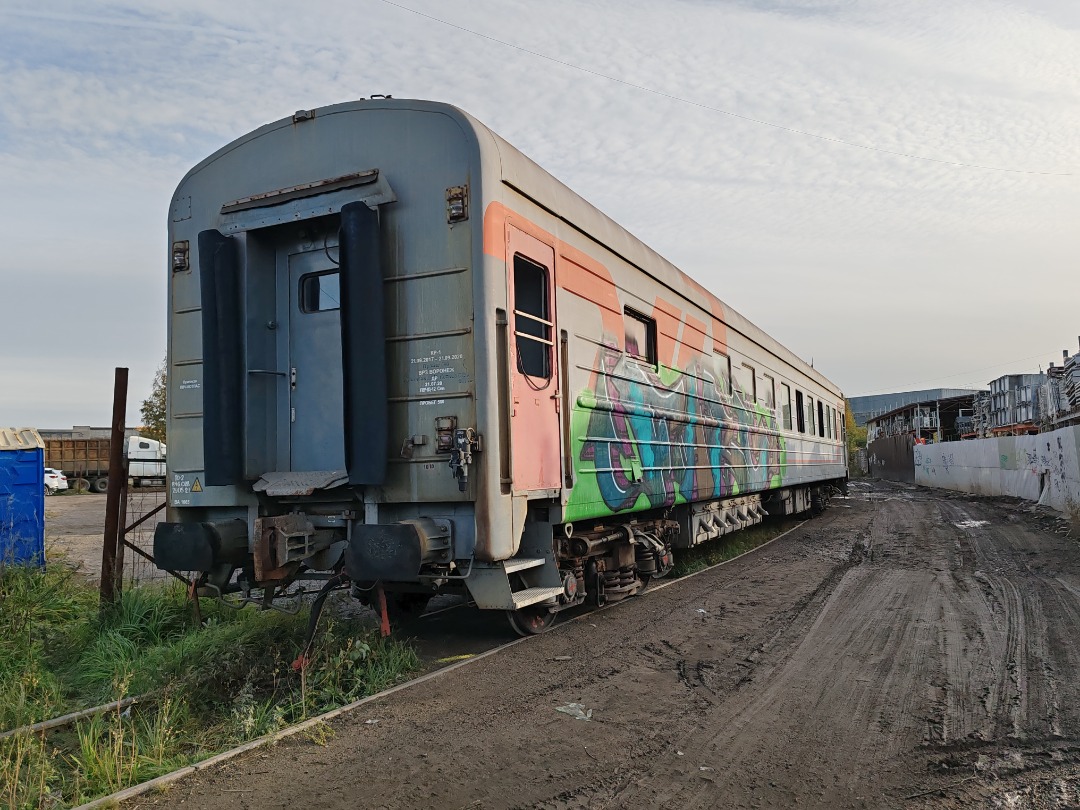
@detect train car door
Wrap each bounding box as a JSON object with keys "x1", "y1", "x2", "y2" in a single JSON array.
[
  {"x1": 289, "y1": 251, "x2": 346, "y2": 472},
  {"x1": 507, "y1": 227, "x2": 562, "y2": 492}
]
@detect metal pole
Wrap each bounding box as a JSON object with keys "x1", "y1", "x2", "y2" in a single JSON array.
[
  {"x1": 100, "y1": 367, "x2": 128, "y2": 606},
  {"x1": 114, "y1": 460, "x2": 129, "y2": 593}
]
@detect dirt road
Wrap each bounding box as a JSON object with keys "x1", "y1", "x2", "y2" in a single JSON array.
[
  {"x1": 45, "y1": 490, "x2": 166, "y2": 581},
  {"x1": 140, "y1": 482, "x2": 1080, "y2": 809}
]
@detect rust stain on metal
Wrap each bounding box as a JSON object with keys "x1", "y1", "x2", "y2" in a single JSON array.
[{"x1": 253, "y1": 514, "x2": 312, "y2": 582}]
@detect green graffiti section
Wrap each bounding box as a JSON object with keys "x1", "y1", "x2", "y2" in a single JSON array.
[{"x1": 565, "y1": 346, "x2": 786, "y2": 523}]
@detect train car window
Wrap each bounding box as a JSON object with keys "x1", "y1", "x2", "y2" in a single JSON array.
[
  {"x1": 817, "y1": 401, "x2": 826, "y2": 437},
  {"x1": 298, "y1": 270, "x2": 341, "y2": 312},
  {"x1": 780, "y1": 383, "x2": 792, "y2": 430},
  {"x1": 795, "y1": 390, "x2": 806, "y2": 433},
  {"x1": 624, "y1": 308, "x2": 656, "y2": 365},
  {"x1": 824, "y1": 405, "x2": 832, "y2": 438},
  {"x1": 836, "y1": 409, "x2": 842, "y2": 440},
  {"x1": 714, "y1": 351, "x2": 732, "y2": 396},
  {"x1": 807, "y1": 396, "x2": 816, "y2": 435},
  {"x1": 513, "y1": 255, "x2": 553, "y2": 378},
  {"x1": 737, "y1": 364, "x2": 756, "y2": 403},
  {"x1": 762, "y1": 374, "x2": 776, "y2": 410}
]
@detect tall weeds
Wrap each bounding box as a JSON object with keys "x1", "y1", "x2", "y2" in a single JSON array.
[
  {"x1": 0, "y1": 558, "x2": 419, "y2": 809},
  {"x1": 0, "y1": 563, "x2": 93, "y2": 730},
  {"x1": 0, "y1": 729, "x2": 62, "y2": 810}
]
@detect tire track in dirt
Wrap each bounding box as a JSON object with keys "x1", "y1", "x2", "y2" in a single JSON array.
[
  {"x1": 526, "y1": 516, "x2": 867, "y2": 810},
  {"x1": 937, "y1": 500, "x2": 1062, "y2": 745},
  {"x1": 602, "y1": 499, "x2": 948, "y2": 808},
  {"x1": 906, "y1": 497, "x2": 1080, "y2": 808},
  {"x1": 581, "y1": 493, "x2": 1080, "y2": 809},
  {"x1": 132, "y1": 483, "x2": 1080, "y2": 810}
]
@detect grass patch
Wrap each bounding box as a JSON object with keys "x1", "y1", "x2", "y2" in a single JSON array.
[
  {"x1": 670, "y1": 518, "x2": 798, "y2": 578},
  {"x1": 0, "y1": 558, "x2": 419, "y2": 809}
]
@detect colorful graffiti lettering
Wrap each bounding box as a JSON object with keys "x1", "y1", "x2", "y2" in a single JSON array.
[{"x1": 565, "y1": 341, "x2": 785, "y2": 521}]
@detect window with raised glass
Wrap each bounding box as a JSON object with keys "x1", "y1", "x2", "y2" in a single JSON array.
[
  {"x1": 715, "y1": 351, "x2": 732, "y2": 396},
  {"x1": 737, "y1": 364, "x2": 757, "y2": 403},
  {"x1": 513, "y1": 255, "x2": 552, "y2": 378},
  {"x1": 624, "y1": 308, "x2": 657, "y2": 365},
  {"x1": 762, "y1": 374, "x2": 776, "y2": 410}
]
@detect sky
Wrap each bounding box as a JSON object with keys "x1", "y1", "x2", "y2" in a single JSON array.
[{"x1": 0, "y1": 0, "x2": 1077, "y2": 428}]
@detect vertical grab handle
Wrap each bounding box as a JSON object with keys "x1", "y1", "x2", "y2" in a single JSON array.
[
  {"x1": 560, "y1": 330, "x2": 573, "y2": 491},
  {"x1": 495, "y1": 308, "x2": 512, "y2": 494}
]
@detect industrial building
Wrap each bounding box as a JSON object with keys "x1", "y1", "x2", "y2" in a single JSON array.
[
  {"x1": 848, "y1": 389, "x2": 984, "y2": 427},
  {"x1": 864, "y1": 337, "x2": 1079, "y2": 481},
  {"x1": 865, "y1": 395, "x2": 976, "y2": 445}
]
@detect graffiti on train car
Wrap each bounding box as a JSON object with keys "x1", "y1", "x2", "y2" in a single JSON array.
[{"x1": 565, "y1": 341, "x2": 785, "y2": 522}]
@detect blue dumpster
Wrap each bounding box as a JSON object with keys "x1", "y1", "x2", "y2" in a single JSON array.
[{"x1": 0, "y1": 427, "x2": 46, "y2": 567}]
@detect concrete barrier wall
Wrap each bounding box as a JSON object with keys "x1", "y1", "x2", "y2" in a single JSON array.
[{"x1": 914, "y1": 426, "x2": 1080, "y2": 514}]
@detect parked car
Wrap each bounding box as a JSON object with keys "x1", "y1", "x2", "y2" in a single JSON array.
[{"x1": 44, "y1": 467, "x2": 69, "y2": 495}]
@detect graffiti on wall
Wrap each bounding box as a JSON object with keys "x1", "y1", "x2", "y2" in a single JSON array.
[
  {"x1": 564, "y1": 340, "x2": 786, "y2": 522},
  {"x1": 913, "y1": 428, "x2": 1080, "y2": 513}
]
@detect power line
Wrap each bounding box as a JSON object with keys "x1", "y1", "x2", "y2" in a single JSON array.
[{"x1": 377, "y1": 0, "x2": 1074, "y2": 177}]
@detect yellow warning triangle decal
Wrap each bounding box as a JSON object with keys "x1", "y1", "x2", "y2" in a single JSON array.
[{"x1": 191, "y1": 478, "x2": 203, "y2": 492}]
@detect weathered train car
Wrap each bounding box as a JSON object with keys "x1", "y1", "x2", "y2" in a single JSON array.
[{"x1": 155, "y1": 99, "x2": 847, "y2": 634}]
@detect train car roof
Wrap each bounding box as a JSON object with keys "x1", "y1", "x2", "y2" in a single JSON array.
[{"x1": 176, "y1": 98, "x2": 843, "y2": 400}]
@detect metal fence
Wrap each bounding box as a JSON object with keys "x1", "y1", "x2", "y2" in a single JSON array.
[{"x1": 117, "y1": 488, "x2": 168, "y2": 586}]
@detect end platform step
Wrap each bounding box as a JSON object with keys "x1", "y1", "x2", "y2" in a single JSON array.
[
  {"x1": 511, "y1": 586, "x2": 563, "y2": 609},
  {"x1": 502, "y1": 557, "x2": 547, "y2": 574}
]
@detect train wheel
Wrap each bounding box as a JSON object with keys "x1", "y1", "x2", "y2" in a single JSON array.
[{"x1": 506, "y1": 605, "x2": 557, "y2": 636}]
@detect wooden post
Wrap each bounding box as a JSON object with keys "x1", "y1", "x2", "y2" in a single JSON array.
[{"x1": 100, "y1": 367, "x2": 128, "y2": 606}]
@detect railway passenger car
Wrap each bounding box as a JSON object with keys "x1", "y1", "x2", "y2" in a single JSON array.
[{"x1": 155, "y1": 98, "x2": 848, "y2": 634}]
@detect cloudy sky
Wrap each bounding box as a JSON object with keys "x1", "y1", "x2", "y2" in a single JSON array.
[{"x1": 1, "y1": 0, "x2": 1077, "y2": 428}]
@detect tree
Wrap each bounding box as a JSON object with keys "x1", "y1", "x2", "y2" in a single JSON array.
[
  {"x1": 845, "y1": 399, "x2": 867, "y2": 476},
  {"x1": 845, "y1": 401, "x2": 867, "y2": 453},
  {"x1": 141, "y1": 358, "x2": 167, "y2": 443}
]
